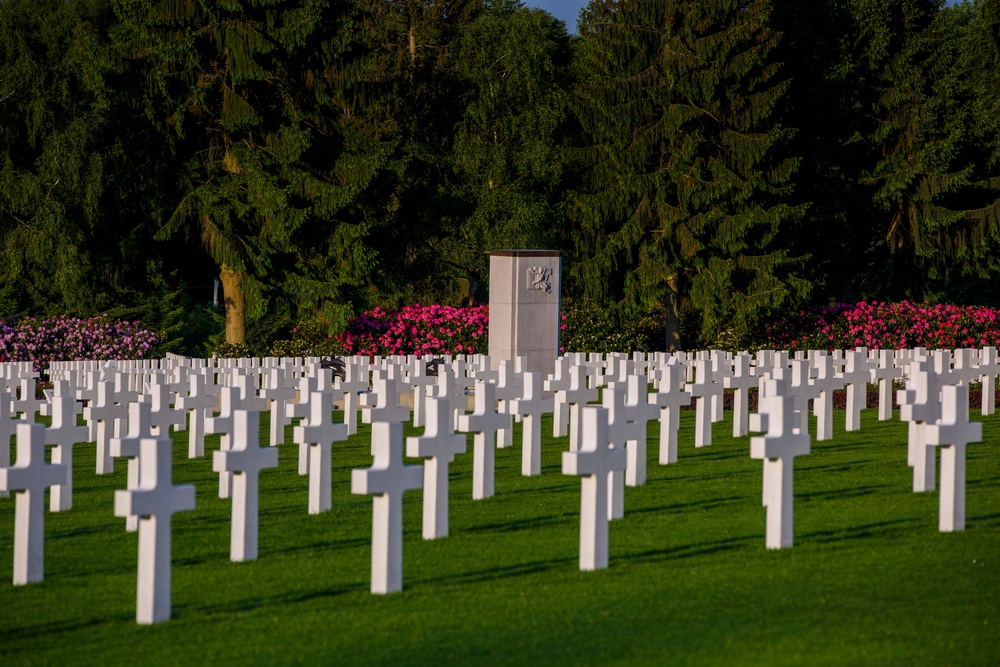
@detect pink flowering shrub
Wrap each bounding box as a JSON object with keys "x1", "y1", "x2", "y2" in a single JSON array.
[
  {"x1": 335, "y1": 304, "x2": 489, "y2": 357},
  {"x1": 762, "y1": 301, "x2": 1000, "y2": 351},
  {"x1": 0, "y1": 315, "x2": 161, "y2": 368}
]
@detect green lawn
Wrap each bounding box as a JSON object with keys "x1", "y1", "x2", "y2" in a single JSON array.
[{"x1": 1, "y1": 409, "x2": 997, "y2": 666}]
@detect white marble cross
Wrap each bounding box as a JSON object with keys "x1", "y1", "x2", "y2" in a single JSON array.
[
  {"x1": 724, "y1": 353, "x2": 757, "y2": 437},
  {"x1": 110, "y1": 401, "x2": 155, "y2": 531},
  {"x1": 0, "y1": 391, "x2": 14, "y2": 498},
  {"x1": 750, "y1": 385, "x2": 810, "y2": 549},
  {"x1": 809, "y1": 352, "x2": 843, "y2": 441},
  {"x1": 622, "y1": 374, "x2": 658, "y2": 486},
  {"x1": 559, "y1": 365, "x2": 598, "y2": 452},
  {"x1": 842, "y1": 348, "x2": 871, "y2": 431},
  {"x1": 285, "y1": 374, "x2": 318, "y2": 425},
  {"x1": 260, "y1": 367, "x2": 296, "y2": 446},
  {"x1": 292, "y1": 390, "x2": 348, "y2": 514},
  {"x1": 650, "y1": 365, "x2": 691, "y2": 464},
  {"x1": 175, "y1": 372, "x2": 215, "y2": 458},
  {"x1": 205, "y1": 386, "x2": 241, "y2": 498},
  {"x1": 12, "y1": 377, "x2": 43, "y2": 421},
  {"x1": 601, "y1": 387, "x2": 638, "y2": 520},
  {"x1": 406, "y1": 396, "x2": 467, "y2": 539},
  {"x1": 456, "y1": 380, "x2": 512, "y2": 500},
  {"x1": 362, "y1": 375, "x2": 411, "y2": 427},
  {"x1": 872, "y1": 349, "x2": 902, "y2": 420},
  {"x1": 213, "y1": 409, "x2": 279, "y2": 560},
  {"x1": 0, "y1": 422, "x2": 66, "y2": 584},
  {"x1": 507, "y1": 372, "x2": 554, "y2": 476},
  {"x1": 333, "y1": 361, "x2": 368, "y2": 435},
  {"x1": 351, "y1": 421, "x2": 423, "y2": 594},
  {"x1": 710, "y1": 350, "x2": 732, "y2": 423},
  {"x1": 493, "y1": 360, "x2": 524, "y2": 448},
  {"x1": 44, "y1": 387, "x2": 89, "y2": 512},
  {"x1": 562, "y1": 406, "x2": 626, "y2": 571},
  {"x1": 545, "y1": 356, "x2": 573, "y2": 437},
  {"x1": 144, "y1": 378, "x2": 186, "y2": 437},
  {"x1": 924, "y1": 384, "x2": 981, "y2": 532},
  {"x1": 686, "y1": 359, "x2": 721, "y2": 446},
  {"x1": 979, "y1": 346, "x2": 999, "y2": 416},
  {"x1": 82, "y1": 382, "x2": 124, "y2": 474},
  {"x1": 898, "y1": 360, "x2": 941, "y2": 493},
  {"x1": 114, "y1": 435, "x2": 195, "y2": 624}
]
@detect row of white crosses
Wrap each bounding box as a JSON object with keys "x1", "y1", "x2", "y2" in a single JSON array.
[{"x1": 1, "y1": 346, "x2": 992, "y2": 614}]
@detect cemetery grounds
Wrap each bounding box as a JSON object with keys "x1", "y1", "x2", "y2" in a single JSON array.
[{"x1": 0, "y1": 408, "x2": 998, "y2": 666}]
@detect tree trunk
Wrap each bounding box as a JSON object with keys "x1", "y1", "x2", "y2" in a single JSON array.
[
  {"x1": 219, "y1": 264, "x2": 246, "y2": 345},
  {"x1": 665, "y1": 273, "x2": 682, "y2": 352}
]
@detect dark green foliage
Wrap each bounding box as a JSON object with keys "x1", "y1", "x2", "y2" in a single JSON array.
[
  {"x1": 571, "y1": 0, "x2": 810, "y2": 350},
  {"x1": 0, "y1": 0, "x2": 998, "y2": 344},
  {"x1": 560, "y1": 298, "x2": 661, "y2": 353},
  {"x1": 268, "y1": 319, "x2": 342, "y2": 357}
]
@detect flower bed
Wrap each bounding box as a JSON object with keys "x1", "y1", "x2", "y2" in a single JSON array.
[
  {"x1": 335, "y1": 304, "x2": 489, "y2": 357},
  {"x1": 0, "y1": 315, "x2": 160, "y2": 369},
  {"x1": 761, "y1": 301, "x2": 1000, "y2": 351}
]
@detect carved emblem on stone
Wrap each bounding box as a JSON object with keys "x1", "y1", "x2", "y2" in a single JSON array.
[{"x1": 526, "y1": 266, "x2": 553, "y2": 293}]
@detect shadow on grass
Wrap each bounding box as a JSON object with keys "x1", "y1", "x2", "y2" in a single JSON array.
[
  {"x1": 799, "y1": 459, "x2": 876, "y2": 473},
  {"x1": 176, "y1": 582, "x2": 363, "y2": 616},
  {"x1": 628, "y1": 495, "x2": 746, "y2": 516},
  {"x1": 797, "y1": 484, "x2": 882, "y2": 502},
  {"x1": 412, "y1": 555, "x2": 578, "y2": 587},
  {"x1": 623, "y1": 534, "x2": 758, "y2": 563},
  {"x1": 800, "y1": 517, "x2": 921, "y2": 543},
  {"x1": 462, "y1": 513, "x2": 576, "y2": 534},
  {"x1": 0, "y1": 615, "x2": 130, "y2": 644},
  {"x1": 969, "y1": 512, "x2": 1000, "y2": 528}
]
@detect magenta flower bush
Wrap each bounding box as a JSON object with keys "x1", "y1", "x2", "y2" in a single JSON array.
[
  {"x1": 336, "y1": 304, "x2": 489, "y2": 357},
  {"x1": 0, "y1": 315, "x2": 161, "y2": 368},
  {"x1": 762, "y1": 301, "x2": 1000, "y2": 351}
]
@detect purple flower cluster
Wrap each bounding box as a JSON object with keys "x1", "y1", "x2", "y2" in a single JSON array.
[
  {"x1": 763, "y1": 301, "x2": 1000, "y2": 351},
  {"x1": 0, "y1": 315, "x2": 160, "y2": 369},
  {"x1": 336, "y1": 304, "x2": 489, "y2": 357}
]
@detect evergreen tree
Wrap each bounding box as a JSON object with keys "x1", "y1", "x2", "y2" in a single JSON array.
[
  {"x1": 113, "y1": 0, "x2": 392, "y2": 342},
  {"x1": 844, "y1": 0, "x2": 1000, "y2": 301},
  {"x1": 573, "y1": 0, "x2": 808, "y2": 349},
  {"x1": 0, "y1": 0, "x2": 159, "y2": 316},
  {"x1": 359, "y1": 0, "x2": 483, "y2": 305},
  {"x1": 437, "y1": 0, "x2": 573, "y2": 303}
]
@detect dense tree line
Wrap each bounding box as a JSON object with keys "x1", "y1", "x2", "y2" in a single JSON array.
[{"x1": 1, "y1": 0, "x2": 997, "y2": 352}]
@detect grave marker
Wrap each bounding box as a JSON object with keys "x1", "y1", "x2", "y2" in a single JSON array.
[
  {"x1": 924, "y1": 384, "x2": 981, "y2": 532},
  {"x1": 213, "y1": 409, "x2": 279, "y2": 560},
  {"x1": 351, "y1": 421, "x2": 423, "y2": 594},
  {"x1": 562, "y1": 406, "x2": 626, "y2": 571},
  {"x1": 406, "y1": 396, "x2": 467, "y2": 539},
  {"x1": 0, "y1": 423, "x2": 66, "y2": 584},
  {"x1": 114, "y1": 435, "x2": 196, "y2": 624},
  {"x1": 456, "y1": 380, "x2": 512, "y2": 500}
]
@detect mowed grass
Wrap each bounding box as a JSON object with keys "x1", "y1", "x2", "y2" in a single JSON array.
[{"x1": 0, "y1": 407, "x2": 998, "y2": 666}]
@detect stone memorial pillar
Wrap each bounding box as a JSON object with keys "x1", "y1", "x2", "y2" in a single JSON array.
[{"x1": 488, "y1": 250, "x2": 561, "y2": 375}]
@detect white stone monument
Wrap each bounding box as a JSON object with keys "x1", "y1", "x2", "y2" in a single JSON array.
[{"x1": 488, "y1": 250, "x2": 561, "y2": 375}]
